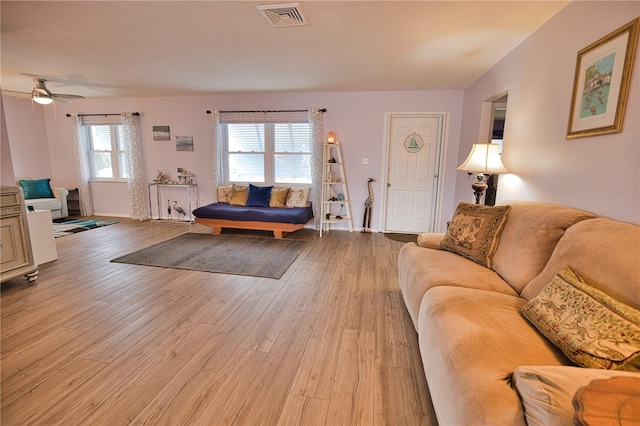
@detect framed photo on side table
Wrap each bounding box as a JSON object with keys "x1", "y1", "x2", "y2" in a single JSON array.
[{"x1": 567, "y1": 18, "x2": 639, "y2": 139}]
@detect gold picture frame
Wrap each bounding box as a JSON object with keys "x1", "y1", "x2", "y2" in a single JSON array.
[{"x1": 567, "y1": 18, "x2": 639, "y2": 139}]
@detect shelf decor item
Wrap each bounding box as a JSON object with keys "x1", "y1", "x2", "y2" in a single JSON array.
[{"x1": 567, "y1": 18, "x2": 639, "y2": 139}]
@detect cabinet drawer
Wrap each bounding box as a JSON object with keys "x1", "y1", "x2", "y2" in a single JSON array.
[
  {"x1": 1, "y1": 216, "x2": 29, "y2": 271},
  {"x1": 1, "y1": 193, "x2": 21, "y2": 208}
]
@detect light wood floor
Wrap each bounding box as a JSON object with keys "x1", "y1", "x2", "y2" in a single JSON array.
[{"x1": 1, "y1": 218, "x2": 436, "y2": 425}]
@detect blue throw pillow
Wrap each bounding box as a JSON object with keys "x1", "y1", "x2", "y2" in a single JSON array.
[
  {"x1": 19, "y1": 178, "x2": 55, "y2": 199},
  {"x1": 245, "y1": 184, "x2": 273, "y2": 208}
]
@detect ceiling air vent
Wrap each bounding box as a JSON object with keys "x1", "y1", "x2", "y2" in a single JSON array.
[{"x1": 257, "y1": 3, "x2": 308, "y2": 27}]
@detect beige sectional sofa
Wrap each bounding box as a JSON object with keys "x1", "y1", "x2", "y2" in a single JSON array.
[{"x1": 398, "y1": 201, "x2": 640, "y2": 425}]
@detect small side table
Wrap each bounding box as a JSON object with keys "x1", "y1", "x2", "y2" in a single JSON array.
[
  {"x1": 27, "y1": 209, "x2": 58, "y2": 265},
  {"x1": 67, "y1": 188, "x2": 80, "y2": 216}
]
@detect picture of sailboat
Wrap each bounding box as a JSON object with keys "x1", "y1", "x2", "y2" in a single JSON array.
[{"x1": 404, "y1": 132, "x2": 424, "y2": 153}]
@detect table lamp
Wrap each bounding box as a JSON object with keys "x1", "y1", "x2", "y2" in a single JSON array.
[{"x1": 457, "y1": 142, "x2": 509, "y2": 204}]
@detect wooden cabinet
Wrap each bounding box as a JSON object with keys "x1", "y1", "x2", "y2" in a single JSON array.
[{"x1": 1, "y1": 186, "x2": 38, "y2": 283}]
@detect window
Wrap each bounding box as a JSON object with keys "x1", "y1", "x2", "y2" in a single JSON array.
[
  {"x1": 87, "y1": 125, "x2": 127, "y2": 180},
  {"x1": 223, "y1": 122, "x2": 312, "y2": 184}
]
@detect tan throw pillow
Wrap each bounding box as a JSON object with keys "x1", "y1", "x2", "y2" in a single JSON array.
[
  {"x1": 416, "y1": 233, "x2": 445, "y2": 249},
  {"x1": 270, "y1": 187, "x2": 290, "y2": 208},
  {"x1": 440, "y1": 201, "x2": 511, "y2": 268},
  {"x1": 522, "y1": 267, "x2": 640, "y2": 371},
  {"x1": 286, "y1": 187, "x2": 310, "y2": 208},
  {"x1": 512, "y1": 366, "x2": 640, "y2": 426},
  {"x1": 229, "y1": 184, "x2": 248, "y2": 206},
  {"x1": 217, "y1": 185, "x2": 233, "y2": 203}
]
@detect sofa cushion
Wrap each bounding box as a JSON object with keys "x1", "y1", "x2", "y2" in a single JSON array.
[
  {"x1": 217, "y1": 185, "x2": 233, "y2": 203},
  {"x1": 286, "y1": 187, "x2": 310, "y2": 208},
  {"x1": 522, "y1": 267, "x2": 640, "y2": 371},
  {"x1": 269, "y1": 187, "x2": 290, "y2": 208},
  {"x1": 440, "y1": 201, "x2": 511, "y2": 268},
  {"x1": 522, "y1": 218, "x2": 640, "y2": 311},
  {"x1": 245, "y1": 184, "x2": 272, "y2": 208},
  {"x1": 418, "y1": 286, "x2": 569, "y2": 426},
  {"x1": 492, "y1": 202, "x2": 596, "y2": 293},
  {"x1": 512, "y1": 366, "x2": 640, "y2": 426},
  {"x1": 416, "y1": 232, "x2": 445, "y2": 249},
  {"x1": 24, "y1": 198, "x2": 62, "y2": 213},
  {"x1": 398, "y1": 242, "x2": 519, "y2": 330},
  {"x1": 19, "y1": 178, "x2": 55, "y2": 199},
  {"x1": 229, "y1": 184, "x2": 248, "y2": 206}
]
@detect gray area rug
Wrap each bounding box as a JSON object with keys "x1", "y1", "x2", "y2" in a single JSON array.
[{"x1": 111, "y1": 233, "x2": 306, "y2": 279}]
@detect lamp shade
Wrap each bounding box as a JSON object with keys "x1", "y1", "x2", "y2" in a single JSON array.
[
  {"x1": 32, "y1": 92, "x2": 53, "y2": 105},
  {"x1": 457, "y1": 142, "x2": 508, "y2": 174}
]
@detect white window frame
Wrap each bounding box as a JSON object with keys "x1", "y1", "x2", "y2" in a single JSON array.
[
  {"x1": 221, "y1": 122, "x2": 312, "y2": 186},
  {"x1": 86, "y1": 124, "x2": 127, "y2": 182}
]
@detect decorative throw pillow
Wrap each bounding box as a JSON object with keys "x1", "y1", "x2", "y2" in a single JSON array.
[
  {"x1": 270, "y1": 187, "x2": 290, "y2": 208},
  {"x1": 286, "y1": 187, "x2": 310, "y2": 208},
  {"x1": 245, "y1": 184, "x2": 272, "y2": 208},
  {"x1": 440, "y1": 201, "x2": 511, "y2": 268},
  {"x1": 416, "y1": 233, "x2": 445, "y2": 249},
  {"x1": 217, "y1": 185, "x2": 233, "y2": 203},
  {"x1": 522, "y1": 267, "x2": 640, "y2": 371},
  {"x1": 229, "y1": 184, "x2": 248, "y2": 206},
  {"x1": 18, "y1": 178, "x2": 55, "y2": 199},
  {"x1": 512, "y1": 365, "x2": 640, "y2": 426}
]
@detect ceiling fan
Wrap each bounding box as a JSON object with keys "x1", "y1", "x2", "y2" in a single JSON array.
[{"x1": 3, "y1": 78, "x2": 85, "y2": 104}]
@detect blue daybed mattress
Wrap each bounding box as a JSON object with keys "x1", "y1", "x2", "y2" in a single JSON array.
[{"x1": 193, "y1": 203, "x2": 313, "y2": 224}]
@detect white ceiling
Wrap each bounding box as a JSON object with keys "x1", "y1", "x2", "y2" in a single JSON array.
[{"x1": 1, "y1": 1, "x2": 570, "y2": 100}]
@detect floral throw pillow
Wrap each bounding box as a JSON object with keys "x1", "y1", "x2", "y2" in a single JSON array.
[
  {"x1": 217, "y1": 185, "x2": 233, "y2": 203},
  {"x1": 522, "y1": 267, "x2": 640, "y2": 371},
  {"x1": 440, "y1": 201, "x2": 511, "y2": 268}
]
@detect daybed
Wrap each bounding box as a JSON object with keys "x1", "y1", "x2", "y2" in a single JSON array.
[
  {"x1": 193, "y1": 184, "x2": 314, "y2": 238},
  {"x1": 17, "y1": 178, "x2": 69, "y2": 220},
  {"x1": 398, "y1": 201, "x2": 640, "y2": 426}
]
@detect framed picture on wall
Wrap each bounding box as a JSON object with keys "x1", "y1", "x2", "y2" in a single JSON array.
[
  {"x1": 153, "y1": 125, "x2": 170, "y2": 141},
  {"x1": 567, "y1": 18, "x2": 639, "y2": 139},
  {"x1": 176, "y1": 136, "x2": 194, "y2": 151}
]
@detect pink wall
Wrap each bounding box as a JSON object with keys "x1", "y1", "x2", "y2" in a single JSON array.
[
  {"x1": 456, "y1": 2, "x2": 640, "y2": 224},
  {"x1": 30, "y1": 90, "x2": 464, "y2": 229},
  {"x1": 2, "y1": 96, "x2": 52, "y2": 182}
]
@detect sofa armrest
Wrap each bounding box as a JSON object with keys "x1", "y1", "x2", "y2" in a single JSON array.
[
  {"x1": 52, "y1": 187, "x2": 69, "y2": 218},
  {"x1": 416, "y1": 232, "x2": 445, "y2": 249}
]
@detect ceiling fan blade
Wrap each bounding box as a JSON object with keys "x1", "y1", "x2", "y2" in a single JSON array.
[
  {"x1": 53, "y1": 93, "x2": 84, "y2": 99},
  {"x1": 1, "y1": 90, "x2": 32, "y2": 99},
  {"x1": 50, "y1": 95, "x2": 72, "y2": 104}
]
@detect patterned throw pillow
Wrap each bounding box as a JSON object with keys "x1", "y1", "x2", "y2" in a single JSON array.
[
  {"x1": 286, "y1": 187, "x2": 310, "y2": 208},
  {"x1": 440, "y1": 201, "x2": 511, "y2": 268},
  {"x1": 522, "y1": 267, "x2": 640, "y2": 371},
  {"x1": 270, "y1": 187, "x2": 290, "y2": 208},
  {"x1": 229, "y1": 184, "x2": 248, "y2": 206},
  {"x1": 217, "y1": 185, "x2": 233, "y2": 203}
]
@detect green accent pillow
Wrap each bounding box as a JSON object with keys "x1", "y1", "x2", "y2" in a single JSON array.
[
  {"x1": 18, "y1": 178, "x2": 55, "y2": 199},
  {"x1": 522, "y1": 267, "x2": 640, "y2": 371},
  {"x1": 440, "y1": 201, "x2": 511, "y2": 268}
]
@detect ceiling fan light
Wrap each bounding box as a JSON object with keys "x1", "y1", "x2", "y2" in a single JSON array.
[{"x1": 32, "y1": 92, "x2": 53, "y2": 104}]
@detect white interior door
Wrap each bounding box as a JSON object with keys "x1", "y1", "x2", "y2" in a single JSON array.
[{"x1": 383, "y1": 113, "x2": 443, "y2": 233}]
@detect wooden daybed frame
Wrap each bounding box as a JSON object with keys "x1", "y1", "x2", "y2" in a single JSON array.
[{"x1": 195, "y1": 217, "x2": 310, "y2": 239}]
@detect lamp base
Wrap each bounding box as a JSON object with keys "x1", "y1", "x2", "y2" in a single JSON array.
[{"x1": 471, "y1": 174, "x2": 488, "y2": 204}]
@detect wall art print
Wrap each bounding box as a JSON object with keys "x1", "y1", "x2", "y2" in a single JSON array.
[
  {"x1": 404, "y1": 132, "x2": 424, "y2": 153},
  {"x1": 176, "y1": 136, "x2": 194, "y2": 151},
  {"x1": 153, "y1": 125, "x2": 170, "y2": 141},
  {"x1": 567, "y1": 18, "x2": 639, "y2": 139}
]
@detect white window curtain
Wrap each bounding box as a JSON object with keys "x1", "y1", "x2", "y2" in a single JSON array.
[
  {"x1": 308, "y1": 108, "x2": 323, "y2": 229},
  {"x1": 121, "y1": 112, "x2": 148, "y2": 220},
  {"x1": 71, "y1": 113, "x2": 94, "y2": 216},
  {"x1": 208, "y1": 108, "x2": 323, "y2": 228},
  {"x1": 209, "y1": 110, "x2": 221, "y2": 202}
]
